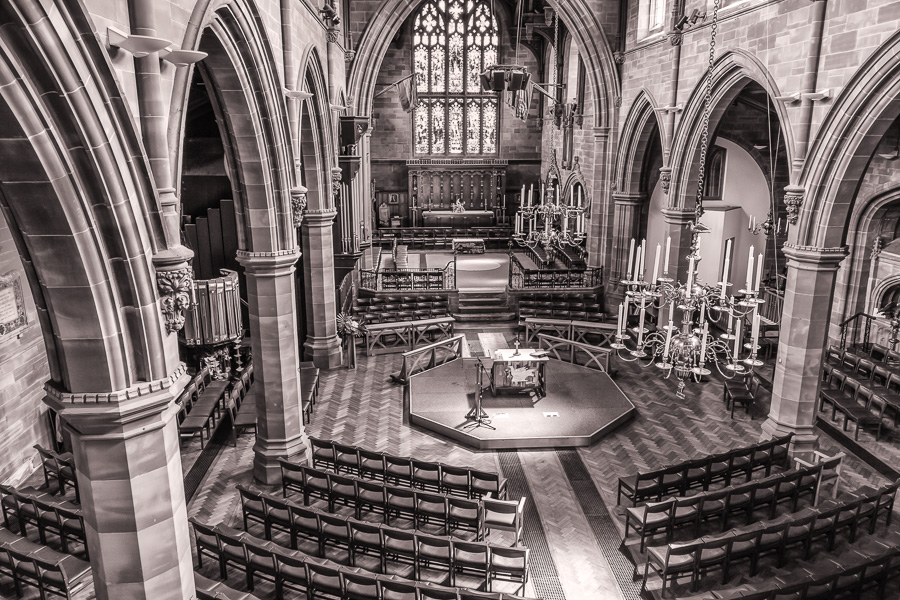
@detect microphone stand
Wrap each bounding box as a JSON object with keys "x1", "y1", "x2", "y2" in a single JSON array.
[{"x1": 464, "y1": 356, "x2": 495, "y2": 430}]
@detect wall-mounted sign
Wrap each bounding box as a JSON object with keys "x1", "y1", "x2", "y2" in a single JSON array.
[{"x1": 0, "y1": 273, "x2": 27, "y2": 339}]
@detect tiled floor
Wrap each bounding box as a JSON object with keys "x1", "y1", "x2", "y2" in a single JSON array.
[{"x1": 185, "y1": 326, "x2": 895, "y2": 600}]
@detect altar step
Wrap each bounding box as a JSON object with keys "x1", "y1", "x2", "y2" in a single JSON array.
[{"x1": 453, "y1": 292, "x2": 516, "y2": 322}]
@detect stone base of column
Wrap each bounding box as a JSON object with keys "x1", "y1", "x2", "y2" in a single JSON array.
[
  {"x1": 253, "y1": 431, "x2": 308, "y2": 484},
  {"x1": 304, "y1": 334, "x2": 343, "y2": 369},
  {"x1": 761, "y1": 416, "x2": 818, "y2": 460}
]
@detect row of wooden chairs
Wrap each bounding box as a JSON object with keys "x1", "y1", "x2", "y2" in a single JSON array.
[
  {"x1": 195, "y1": 572, "x2": 263, "y2": 600},
  {"x1": 280, "y1": 462, "x2": 525, "y2": 547},
  {"x1": 624, "y1": 461, "x2": 834, "y2": 552},
  {"x1": 0, "y1": 485, "x2": 87, "y2": 559},
  {"x1": 675, "y1": 530, "x2": 900, "y2": 599},
  {"x1": 722, "y1": 373, "x2": 770, "y2": 419},
  {"x1": 0, "y1": 526, "x2": 92, "y2": 600},
  {"x1": 235, "y1": 486, "x2": 530, "y2": 592},
  {"x1": 309, "y1": 437, "x2": 507, "y2": 500},
  {"x1": 191, "y1": 519, "x2": 536, "y2": 600},
  {"x1": 819, "y1": 367, "x2": 894, "y2": 440},
  {"x1": 641, "y1": 478, "x2": 899, "y2": 597},
  {"x1": 824, "y1": 345, "x2": 900, "y2": 422},
  {"x1": 617, "y1": 433, "x2": 794, "y2": 505},
  {"x1": 32, "y1": 444, "x2": 78, "y2": 501},
  {"x1": 177, "y1": 370, "x2": 233, "y2": 448}
]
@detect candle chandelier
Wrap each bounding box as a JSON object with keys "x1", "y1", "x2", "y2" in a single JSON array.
[
  {"x1": 610, "y1": 0, "x2": 766, "y2": 398},
  {"x1": 512, "y1": 183, "x2": 586, "y2": 250}
]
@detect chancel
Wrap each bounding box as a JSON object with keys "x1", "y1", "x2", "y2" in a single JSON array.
[{"x1": 0, "y1": 0, "x2": 899, "y2": 599}]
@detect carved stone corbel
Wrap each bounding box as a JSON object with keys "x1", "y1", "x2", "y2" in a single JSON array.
[
  {"x1": 659, "y1": 167, "x2": 672, "y2": 195},
  {"x1": 668, "y1": 32, "x2": 683, "y2": 46},
  {"x1": 291, "y1": 185, "x2": 308, "y2": 228},
  {"x1": 613, "y1": 51, "x2": 625, "y2": 64},
  {"x1": 783, "y1": 185, "x2": 804, "y2": 225},
  {"x1": 157, "y1": 267, "x2": 194, "y2": 334},
  {"x1": 331, "y1": 167, "x2": 343, "y2": 203}
]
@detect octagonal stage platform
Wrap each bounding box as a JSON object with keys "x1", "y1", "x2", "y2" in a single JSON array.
[{"x1": 408, "y1": 358, "x2": 636, "y2": 449}]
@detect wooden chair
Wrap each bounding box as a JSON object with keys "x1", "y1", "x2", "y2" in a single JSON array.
[
  {"x1": 624, "y1": 498, "x2": 676, "y2": 552},
  {"x1": 482, "y1": 496, "x2": 525, "y2": 547}
]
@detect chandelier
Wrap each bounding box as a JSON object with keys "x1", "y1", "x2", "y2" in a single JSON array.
[
  {"x1": 610, "y1": 0, "x2": 765, "y2": 398},
  {"x1": 512, "y1": 183, "x2": 586, "y2": 250}
]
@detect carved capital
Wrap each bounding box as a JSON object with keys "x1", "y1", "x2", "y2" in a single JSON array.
[
  {"x1": 668, "y1": 32, "x2": 683, "y2": 46},
  {"x1": 344, "y1": 49, "x2": 356, "y2": 63},
  {"x1": 157, "y1": 267, "x2": 194, "y2": 334},
  {"x1": 613, "y1": 51, "x2": 625, "y2": 64},
  {"x1": 326, "y1": 28, "x2": 339, "y2": 44},
  {"x1": 291, "y1": 185, "x2": 308, "y2": 228},
  {"x1": 614, "y1": 96, "x2": 622, "y2": 108},
  {"x1": 783, "y1": 185, "x2": 804, "y2": 225},
  {"x1": 659, "y1": 167, "x2": 672, "y2": 194},
  {"x1": 331, "y1": 167, "x2": 343, "y2": 202}
]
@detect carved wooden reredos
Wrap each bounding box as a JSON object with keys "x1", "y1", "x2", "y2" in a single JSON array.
[{"x1": 407, "y1": 159, "x2": 508, "y2": 212}]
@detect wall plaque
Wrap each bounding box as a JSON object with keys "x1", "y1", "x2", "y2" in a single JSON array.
[{"x1": 0, "y1": 273, "x2": 27, "y2": 338}]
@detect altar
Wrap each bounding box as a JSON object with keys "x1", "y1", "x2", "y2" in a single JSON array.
[
  {"x1": 422, "y1": 210, "x2": 494, "y2": 228},
  {"x1": 490, "y1": 348, "x2": 548, "y2": 396}
]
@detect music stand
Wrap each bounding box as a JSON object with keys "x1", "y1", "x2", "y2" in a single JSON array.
[{"x1": 464, "y1": 355, "x2": 495, "y2": 430}]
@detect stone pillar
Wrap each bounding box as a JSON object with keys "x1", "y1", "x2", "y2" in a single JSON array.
[
  {"x1": 301, "y1": 209, "x2": 343, "y2": 369},
  {"x1": 608, "y1": 192, "x2": 645, "y2": 305},
  {"x1": 44, "y1": 368, "x2": 195, "y2": 600},
  {"x1": 761, "y1": 244, "x2": 848, "y2": 455},
  {"x1": 662, "y1": 207, "x2": 694, "y2": 279},
  {"x1": 587, "y1": 128, "x2": 611, "y2": 270},
  {"x1": 236, "y1": 249, "x2": 307, "y2": 484}
]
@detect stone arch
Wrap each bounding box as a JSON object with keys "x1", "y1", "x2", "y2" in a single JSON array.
[
  {"x1": 348, "y1": 0, "x2": 619, "y2": 129},
  {"x1": 871, "y1": 274, "x2": 900, "y2": 315},
  {"x1": 668, "y1": 50, "x2": 795, "y2": 211},
  {"x1": 298, "y1": 48, "x2": 336, "y2": 212},
  {"x1": 615, "y1": 90, "x2": 665, "y2": 195},
  {"x1": 797, "y1": 30, "x2": 900, "y2": 249},
  {"x1": 0, "y1": 0, "x2": 172, "y2": 393},
  {"x1": 169, "y1": 0, "x2": 295, "y2": 254}
]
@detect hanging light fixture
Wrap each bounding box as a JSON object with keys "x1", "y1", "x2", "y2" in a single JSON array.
[
  {"x1": 512, "y1": 182, "x2": 586, "y2": 250},
  {"x1": 480, "y1": 0, "x2": 531, "y2": 92},
  {"x1": 610, "y1": 0, "x2": 766, "y2": 399}
]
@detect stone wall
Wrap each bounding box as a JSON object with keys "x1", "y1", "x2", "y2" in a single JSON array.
[{"x1": 0, "y1": 209, "x2": 51, "y2": 484}]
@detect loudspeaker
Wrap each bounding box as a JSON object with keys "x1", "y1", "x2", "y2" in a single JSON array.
[
  {"x1": 492, "y1": 69, "x2": 506, "y2": 91},
  {"x1": 508, "y1": 71, "x2": 524, "y2": 91},
  {"x1": 481, "y1": 71, "x2": 492, "y2": 91}
]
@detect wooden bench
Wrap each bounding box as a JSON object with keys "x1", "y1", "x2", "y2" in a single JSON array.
[{"x1": 179, "y1": 379, "x2": 230, "y2": 448}]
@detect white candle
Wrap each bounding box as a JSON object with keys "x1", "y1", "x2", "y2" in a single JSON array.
[
  {"x1": 720, "y1": 257, "x2": 730, "y2": 299},
  {"x1": 723, "y1": 238, "x2": 732, "y2": 271},
  {"x1": 664, "y1": 319, "x2": 673, "y2": 357},
  {"x1": 699, "y1": 301, "x2": 706, "y2": 326},
  {"x1": 734, "y1": 319, "x2": 742, "y2": 358},
  {"x1": 528, "y1": 184, "x2": 533, "y2": 207},
  {"x1": 561, "y1": 215, "x2": 568, "y2": 234},
  {"x1": 669, "y1": 300, "x2": 675, "y2": 324},
  {"x1": 545, "y1": 216, "x2": 551, "y2": 234},
  {"x1": 556, "y1": 186, "x2": 560, "y2": 206},
  {"x1": 749, "y1": 215, "x2": 753, "y2": 229},
  {"x1": 626, "y1": 238, "x2": 635, "y2": 281},
  {"x1": 578, "y1": 188, "x2": 583, "y2": 208},
  {"x1": 699, "y1": 322, "x2": 709, "y2": 364},
  {"x1": 751, "y1": 309, "x2": 760, "y2": 353},
  {"x1": 652, "y1": 244, "x2": 661, "y2": 283},
  {"x1": 777, "y1": 218, "x2": 782, "y2": 233},
  {"x1": 639, "y1": 239, "x2": 646, "y2": 280},
  {"x1": 541, "y1": 183, "x2": 545, "y2": 204},
  {"x1": 617, "y1": 303, "x2": 624, "y2": 337},
  {"x1": 755, "y1": 253, "x2": 763, "y2": 292},
  {"x1": 569, "y1": 187, "x2": 574, "y2": 206},
  {"x1": 521, "y1": 185, "x2": 525, "y2": 207},
  {"x1": 746, "y1": 246, "x2": 755, "y2": 291},
  {"x1": 664, "y1": 237, "x2": 671, "y2": 275}
]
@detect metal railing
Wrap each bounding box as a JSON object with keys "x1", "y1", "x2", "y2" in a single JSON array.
[
  {"x1": 392, "y1": 334, "x2": 466, "y2": 385},
  {"x1": 359, "y1": 259, "x2": 456, "y2": 291},
  {"x1": 508, "y1": 254, "x2": 603, "y2": 290},
  {"x1": 759, "y1": 286, "x2": 784, "y2": 325},
  {"x1": 838, "y1": 312, "x2": 896, "y2": 351},
  {"x1": 536, "y1": 333, "x2": 611, "y2": 372}
]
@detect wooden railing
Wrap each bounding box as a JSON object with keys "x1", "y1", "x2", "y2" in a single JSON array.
[
  {"x1": 359, "y1": 258, "x2": 456, "y2": 291},
  {"x1": 759, "y1": 286, "x2": 784, "y2": 325},
  {"x1": 508, "y1": 254, "x2": 602, "y2": 290},
  {"x1": 391, "y1": 334, "x2": 466, "y2": 385},
  {"x1": 536, "y1": 333, "x2": 611, "y2": 372},
  {"x1": 524, "y1": 318, "x2": 617, "y2": 347}
]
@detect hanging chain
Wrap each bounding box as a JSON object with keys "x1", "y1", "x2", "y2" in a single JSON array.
[
  {"x1": 694, "y1": 0, "x2": 721, "y2": 222},
  {"x1": 550, "y1": 9, "x2": 559, "y2": 149}
]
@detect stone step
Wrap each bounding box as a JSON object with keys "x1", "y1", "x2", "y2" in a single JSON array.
[
  {"x1": 458, "y1": 296, "x2": 507, "y2": 306},
  {"x1": 455, "y1": 304, "x2": 511, "y2": 314}
]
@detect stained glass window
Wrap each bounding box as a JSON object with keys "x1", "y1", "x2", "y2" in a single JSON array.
[{"x1": 412, "y1": 0, "x2": 499, "y2": 155}]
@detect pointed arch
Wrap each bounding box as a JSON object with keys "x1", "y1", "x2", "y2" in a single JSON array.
[
  {"x1": 298, "y1": 47, "x2": 336, "y2": 212},
  {"x1": 615, "y1": 90, "x2": 665, "y2": 195},
  {"x1": 668, "y1": 50, "x2": 795, "y2": 211},
  {"x1": 797, "y1": 30, "x2": 900, "y2": 249},
  {"x1": 169, "y1": 0, "x2": 295, "y2": 254},
  {"x1": 0, "y1": 0, "x2": 171, "y2": 391}
]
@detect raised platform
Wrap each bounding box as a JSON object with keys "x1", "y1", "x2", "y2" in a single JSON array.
[{"x1": 408, "y1": 357, "x2": 636, "y2": 449}]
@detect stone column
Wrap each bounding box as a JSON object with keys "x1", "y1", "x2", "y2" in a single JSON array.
[
  {"x1": 607, "y1": 192, "x2": 645, "y2": 305},
  {"x1": 236, "y1": 248, "x2": 307, "y2": 484},
  {"x1": 44, "y1": 368, "x2": 195, "y2": 600},
  {"x1": 301, "y1": 209, "x2": 343, "y2": 369},
  {"x1": 662, "y1": 207, "x2": 694, "y2": 279},
  {"x1": 761, "y1": 244, "x2": 848, "y2": 455},
  {"x1": 587, "y1": 128, "x2": 611, "y2": 270}
]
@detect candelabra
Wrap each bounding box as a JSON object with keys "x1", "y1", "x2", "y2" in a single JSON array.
[
  {"x1": 512, "y1": 183, "x2": 586, "y2": 250},
  {"x1": 748, "y1": 210, "x2": 784, "y2": 238},
  {"x1": 611, "y1": 226, "x2": 766, "y2": 399}
]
